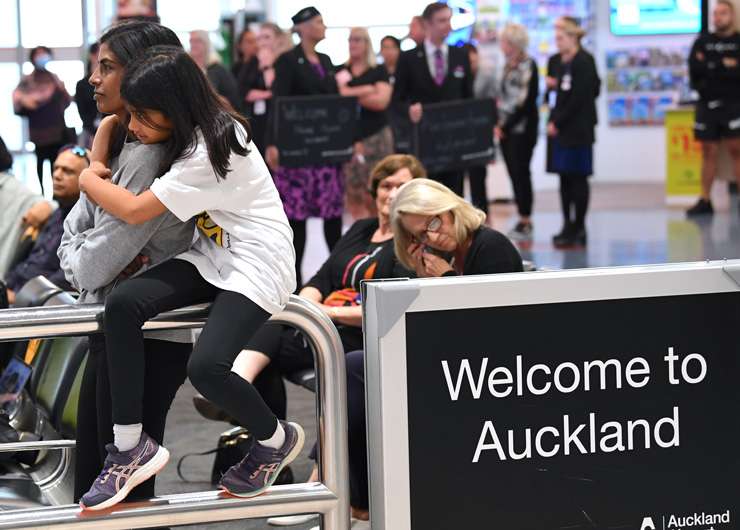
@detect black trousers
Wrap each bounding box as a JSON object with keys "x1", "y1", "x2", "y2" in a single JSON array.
[
  {"x1": 104, "y1": 259, "x2": 277, "y2": 440},
  {"x1": 501, "y1": 134, "x2": 536, "y2": 218},
  {"x1": 34, "y1": 142, "x2": 64, "y2": 194},
  {"x1": 430, "y1": 170, "x2": 464, "y2": 197},
  {"x1": 466, "y1": 165, "x2": 489, "y2": 213},
  {"x1": 74, "y1": 335, "x2": 190, "y2": 502},
  {"x1": 558, "y1": 173, "x2": 590, "y2": 229}
]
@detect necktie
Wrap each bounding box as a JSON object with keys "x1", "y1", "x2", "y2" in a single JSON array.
[{"x1": 434, "y1": 48, "x2": 445, "y2": 86}]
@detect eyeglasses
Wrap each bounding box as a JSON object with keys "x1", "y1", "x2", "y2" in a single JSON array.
[
  {"x1": 414, "y1": 215, "x2": 442, "y2": 244},
  {"x1": 59, "y1": 144, "x2": 90, "y2": 164}
]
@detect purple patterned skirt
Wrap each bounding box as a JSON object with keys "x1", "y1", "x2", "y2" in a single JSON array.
[{"x1": 274, "y1": 165, "x2": 344, "y2": 220}]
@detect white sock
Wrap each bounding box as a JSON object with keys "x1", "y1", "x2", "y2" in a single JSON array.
[
  {"x1": 258, "y1": 421, "x2": 285, "y2": 449},
  {"x1": 114, "y1": 423, "x2": 143, "y2": 452}
]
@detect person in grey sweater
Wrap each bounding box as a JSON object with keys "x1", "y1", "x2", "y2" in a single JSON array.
[{"x1": 56, "y1": 19, "x2": 196, "y2": 505}]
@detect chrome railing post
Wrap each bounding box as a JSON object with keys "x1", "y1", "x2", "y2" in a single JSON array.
[{"x1": 0, "y1": 295, "x2": 350, "y2": 530}]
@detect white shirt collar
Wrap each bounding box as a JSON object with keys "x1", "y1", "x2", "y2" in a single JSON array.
[{"x1": 424, "y1": 38, "x2": 448, "y2": 57}]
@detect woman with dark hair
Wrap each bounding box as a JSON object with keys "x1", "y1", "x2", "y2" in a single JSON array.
[
  {"x1": 77, "y1": 45, "x2": 298, "y2": 509},
  {"x1": 265, "y1": 6, "x2": 344, "y2": 288},
  {"x1": 13, "y1": 46, "x2": 72, "y2": 194},
  {"x1": 76, "y1": 42, "x2": 101, "y2": 147},
  {"x1": 379, "y1": 35, "x2": 401, "y2": 84},
  {"x1": 58, "y1": 19, "x2": 196, "y2": 507}
]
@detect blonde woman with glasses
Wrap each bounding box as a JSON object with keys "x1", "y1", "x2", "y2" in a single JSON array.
[
  {"x1": 391, "y1": 179, "x2": 523, "y2": 277},
  {"x1": 335, "y1": 27, "x2": 394, "y2": 220}
]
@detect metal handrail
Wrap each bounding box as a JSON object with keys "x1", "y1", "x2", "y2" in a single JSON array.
[{"x1": 0, "y1": 296, "x2": 350, "y2": 530}]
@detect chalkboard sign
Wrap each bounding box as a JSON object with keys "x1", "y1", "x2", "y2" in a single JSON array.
[
  {"x1": 413, "y1": 99, "x2": 494, "y2": 173},
  {"x1": 274, "y1": 95, "x2": 358, "y2": 168}
]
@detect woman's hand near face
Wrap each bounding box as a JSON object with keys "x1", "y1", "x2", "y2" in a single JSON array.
[
  {"x1": 421, "y1": 251, "x2": 454, "y2": 277},
  {"x1": 407, "y1": 242, "x2": 427, "y2": 277}
]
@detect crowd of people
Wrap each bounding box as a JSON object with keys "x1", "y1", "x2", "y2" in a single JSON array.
[
  {"x1": 0, "y1": 2, "x2": 599, "y2": 525},
  {"x1": 3, "y1": 0, "x2": 737, "y2": 527}
]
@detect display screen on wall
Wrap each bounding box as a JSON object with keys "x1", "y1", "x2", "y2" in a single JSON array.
[{"x1": 610, "y1": 0, "x2": 701, "y2": 35}]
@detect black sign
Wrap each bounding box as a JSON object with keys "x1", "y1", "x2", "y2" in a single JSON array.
[
  {"x1": 405, "y1": 292, "x2": 740, "y2": 530},
  {"x1": 274, "y1": 95, "x2": 358, "y2": 168},
  {"x1": 412, "y1": 98, "x2": 494, "y2": 173}
]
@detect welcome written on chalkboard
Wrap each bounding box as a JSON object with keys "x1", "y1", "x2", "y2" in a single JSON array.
[{"x1": 274, "y1": 95, "x2": 358, "y2": 168}]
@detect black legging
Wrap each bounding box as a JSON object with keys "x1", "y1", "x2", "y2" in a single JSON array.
[
  {"x1": 74, "y1": 335, "x2": 190, "y2": 502},
  {"x1": 558, "y1": 173, "x2": 590, "y2": 230},
  {"x1": 345, "y1": 349, "x2": 369, "y2": 510},
  {"x1": 501, "y1": 134, "x2": 536, "y2": 218},
  {"x1": 290, "y1": 218, "x2": 342, "y2": 288},
  {"x1": 466, "y1": 166, "x2": 489, "y2": 213},
  {"x1": 104, "y1": 259, "x2": 277, "y2": 440},
  {"x1": 34, "y1": 143, "x2": 65, "y2": 194}
]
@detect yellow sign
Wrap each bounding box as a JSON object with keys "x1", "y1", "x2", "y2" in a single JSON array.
[{"x1": 665, "y1": 109, "x2": 702, "y2": 197}]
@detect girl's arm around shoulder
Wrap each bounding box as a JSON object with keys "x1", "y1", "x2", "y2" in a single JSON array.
[{"x1": 79, "y1": 170, "x2": 167, "y2": 225}]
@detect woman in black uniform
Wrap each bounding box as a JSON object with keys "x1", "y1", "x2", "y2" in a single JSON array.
[{"x1": 265, "y1": 6, "x2": 343, "y2": 287}]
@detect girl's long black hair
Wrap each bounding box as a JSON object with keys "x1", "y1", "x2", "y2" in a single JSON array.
[
  {"x1": 99, "y1": 20, "x2": 183, "y2": 160},
  {"x1": 121, "y1": 45, "x2": 252, "y2": 179}
]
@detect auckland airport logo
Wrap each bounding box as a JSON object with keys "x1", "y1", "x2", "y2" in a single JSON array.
[{"x1": 641, "y1": 509, "x2": 731, "y2": 530}]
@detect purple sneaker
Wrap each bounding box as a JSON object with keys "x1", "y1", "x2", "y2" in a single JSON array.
[
  {"x1": 80, "y1": 432, "x2": 169, "y2": 511},
  {"x1": 219, "y1": 421, "x2": 304, "y2": 498}
]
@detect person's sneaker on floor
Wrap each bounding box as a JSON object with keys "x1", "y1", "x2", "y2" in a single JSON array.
[
  {"x1": 686, "y1": 198, "x2": 714, "y2": 216},
  {"x1": 508, "y1": 221, "x2": 533, "y2": 241},
  {"x1": 80, "y1": 432, "x2": 169, "y2": 511},
  {"x1": 219, "y1": 420, "x2": 304, "y2": 498}
]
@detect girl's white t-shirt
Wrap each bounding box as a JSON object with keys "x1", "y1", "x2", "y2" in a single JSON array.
[{"x1": 149, "y1": 125, "x2": 296, "y2": 314}]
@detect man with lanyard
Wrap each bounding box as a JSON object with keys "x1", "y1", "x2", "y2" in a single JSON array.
[{"x1": 687, "y1": 0, "x2": 740, "y2": 216}]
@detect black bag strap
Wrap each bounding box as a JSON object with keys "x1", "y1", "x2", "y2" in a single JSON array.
[{"x1": 176, "y1": 447, "x2": 220, "y2": 483}]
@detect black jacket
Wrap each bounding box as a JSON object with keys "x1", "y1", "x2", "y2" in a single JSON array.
[
  {"x1": 549, "y1": 49, "x2": 600, "y2": 147},
  {"x1": 267, "y1": 46, "x2": 338, "y2": 146},
  {"x1": 392, "y1": 44, "x2": 474, "y2": 114},
  {"x1": 689, "y1": 32, "x2": 740, "y2": 103}
]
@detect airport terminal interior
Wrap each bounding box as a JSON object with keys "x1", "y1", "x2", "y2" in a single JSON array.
[{"x1": 0, "y1": 0, "x2": 739, "y2": 529}]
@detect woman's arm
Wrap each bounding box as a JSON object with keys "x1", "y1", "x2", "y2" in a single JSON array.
[
  {"x1": 78, "y1": 172, "x2": 167, "y2": 225},
  {"x1": 323, "y1": 304, "x2": 362, "y2": 327},
  {"x1": 357, "y1": 81, "x2": 392, "y2": 112},
  {"x1": 338, "y1": 83, "x2": 375, "y2": 98}
]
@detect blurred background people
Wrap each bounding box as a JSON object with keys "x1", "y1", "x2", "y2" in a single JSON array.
[
  {"x1": 393, "y1": 2, "x2": 474, "y2": 196},
  {"x1": 76, "y1": 42, "x2": 101, "y2": 148},
  {"x1": 463, "y1": 42, "x2": 490, "y2": 214},
  {"x1": 686, "y1": 0, "x2": 740, "y2": 216},
  {"x1": 337, "y1": 27, "x2": 394, "y2": 220},
  {"x1": 497, "y1": 23, "x2": 539, "y2": 241},
  {"x1": 267, "y1": 6, "x2": 343, "y2": 287},
  {"x1": 547, "y1": 17, "x2": 600, "y2": 249},
  {"x1": 3, "y1": 145, "x2": 86, "y2": 304},
  {"x1": 231, "y1": 28, "x2": 258, "y2": 80},
  {"x1": 189, "y1": 30, "x2": 240, "y2": 111},
  {"x1": 408, "y1": 15, "x2": 426, "y2": 47},
  {"x1": 12, "y1": 46, "x2": 72, "y2": 194},
  {"x1": 379, "y1": 35, "x2": 401, "y2": 85},
  {"x1": 237, "y1": 22, "x2": 290, "y2": 153}
]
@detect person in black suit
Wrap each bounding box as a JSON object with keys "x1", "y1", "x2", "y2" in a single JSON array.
[
  {"x1": 546, "y1": 17, "x2": 600, "y2": 249},
  {"x1": 265, "y1": 6, "x2": 343, "y2": 288},
  {"x1": 392, "y1": 2, "x2": 474, "y2": 196}
]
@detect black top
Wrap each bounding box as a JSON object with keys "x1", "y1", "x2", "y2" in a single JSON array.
[
  {"x1": 305, "y1": 218, "x2": 411, "y2": 298},
  {"x1": 233, "y1": 56, "x2": 261, "y2": 114},
  {"x1": 268, "y1": 45, "x2": 338, "y2": 145},
  {"x1": 337, "y1": 65, "x2": 390, "y2": 140},
  {"x1": 441, "y1": 226, "x2": 523, "y2": 277},
  {"x1": 75, "y1": 77, "x2": 99, "y2": 134},
  {"x1": 549, "y1": 49, "x2": 600, "y2": 147},
  {"x1": 206, "y1": 63, "x2": 240, "y2": 112},
  {"x1": 392, "y1": 44, "x2": 474, "y2": 114},
  {"x1": 500, "y1": 57, "x2": 539, "y2": 138},
  {"x1": 689, "y1": 32, "x2": 740, "y2": 103}
]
